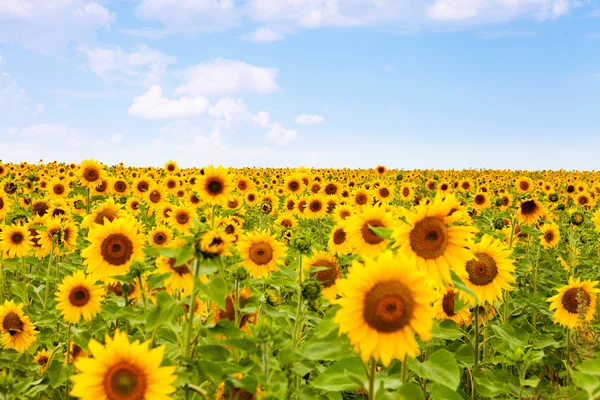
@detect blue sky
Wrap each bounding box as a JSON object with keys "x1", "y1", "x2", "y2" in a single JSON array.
[{"x1": 0, "y1": 0, "x2": 599, "y2": 169}]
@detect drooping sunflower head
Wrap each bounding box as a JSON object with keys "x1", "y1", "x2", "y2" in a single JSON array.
[
  {"x1": 71, "y1": 330, "x2": 177, "y2": 400},
  {"x1": 334, "y1": 250, "x2": 436, "y2": 365},
  {"x1": 548, "y1": 277, "x2": 599, "y2": 329}
]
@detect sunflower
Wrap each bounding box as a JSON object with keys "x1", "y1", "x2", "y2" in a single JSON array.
[
  {"x1": 304, "y1": 195, "x2": 328, "y2": 219},
  {"x1": 0, "y1": 300, "x2": 37, "y2": 353},
  {"x1": 515, "y1": 198, "x2": 545, "y2": 225},
  {"x1": 65, "y1": 342, "x2": 89, "y2": 366},
  {"x1": 82, "y1": 198, "x2": 126, "y2": 228},
  {"x1": 334, "y1": 204, "x2": 353, "y2": 222},
  {"x1": 169, "y1": 205, "x2": 195, "y2": 233},
  {"x1": 78, "y1": 159, "x2": 103, "y2": 188},
  {"x1": 110, "y1": 177, "x2": 130, "y2": 196},
  {"x1": 0, "y1": 192, "x2": 13, "y2": 221},
  {"x1": 55, "y1": 270, "x2": 104, "y2": 324},
  {"x1": 471, "y1": 192, "x2": 491, "y2": 210},
  {"x1": 275, "y1": 215, "x2": 297, "y2": 229},
  {"x1": 133, "y1": 176, "x2": 152, "y2": 197},
  {"x1": 304, "y1": 251, "x2": 341, "y2": 301},
  {"x1": 144, "y1": 184, "x2": 167, "y2": 213},
  {"x1": 433, "y1": 286, "x2": 472, "y2": 327},
  {"x1": 284, "y1": 173, "x2": 306, "y2": 195},
  {"x1": 70, "y1": 330, "x2": 177, "y2": 400},
  {"x1": 374, "y1": 185, "x2": 394, "y2": 204},
  {"x1": 48, "y1": 178, "x2": 70, "y2": 199},
  {"x1": 346, "y1": 205, "x2": 397, "y2": 258},
  {"x1": 238, "y1": 230, "x2": 286, "y2": 278},
  {"x1": 164, "y1": 160, "x2": 179, "y2": 174},
  {"x1": 334, "y1": 250, "x2": 436, "y2": 366},
  {"x1": 461, "y1": 235, "x2": 515, "y2": 305},
  {"x1": 38, "y1": 218, "x2": 79, "y2": 256},
  {"x1": 0, "y1": 224, "x2": 33, "y2": 258},
  {"x1": 34, "y1": 349, "x2": 52, "y2": 372},
  {"x1": 245, "y1": 191, "x2": 260, "y2": 207},
  {"x1": 81, "y1": 217, "x2": 145, "y2": 281},
  {"x1": 328, "y1": 222, "x2": 353, "y2": 255},
  {"x1": 575, "y1": 192, "x2": 595, "y2": 209},
  {"x1": 164, "y1": 175, "x2": 180, "y2": 193},
  {"x1": 156, "y1": 240, "x2": 196, "y2": 294},
  {"x1": 515, "y1": 176, "x2": 533, "y2": 193},
  {"x1": 540, "y1": 223, "x2": 560, "y2": 249},
  {"x1": 323, "y1": 181, "x2": 341, "y2": 197},
  {"x1": 196, "y1": 165, "x2": 233, "y2": 206},
  {"x1": 147, "y1": 225, "x2": 173, "y2": 247},
  {"x1": 199, "y1": 229, "x2": 233, "y2": 257},
  {"x1": 352, "y1": 188, "x2": 371, "y2": 208},
  {"x1": 547, "y1": 277, "x2": 599, "y2": 329},
  {"x1": 392, "y1": 194, "x2": 476, "y2": 287},
  {"x1": 235, "y1": 176, "x2": 253, "y2": 192},
  {"x1": 399, "y1": 184, "x2": 414, "y2": 201}
]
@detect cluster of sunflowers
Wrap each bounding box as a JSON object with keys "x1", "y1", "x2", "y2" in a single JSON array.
[{"x1": 0, "y1": 160, "x2": 599, "y2": 399}]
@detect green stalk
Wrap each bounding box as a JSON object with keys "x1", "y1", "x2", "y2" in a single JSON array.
[
  {"x1": 532, "y1": 241, "x2": 541, "y2": 332},
  {"x1": 65, "y1": 323, "x2": 72, "y2": 400},
  {"x1": 138, "y1": 275, "x2": 148, "y2": 316},
  {"x1": 401, "y1": 355, "x2": 408, "y2": 384},
  {"x1": 503, "y1": 219, "x2": 517, "y2": 323},
  {"x1": 184, "y1": 258, "x2": 200, "y2": 358},
  {"x1": 0, "y1": 255, "x2": 4, "y2": 304},
  {"x1": 291, "y1": 254, "x2": 303, "y2": 349},
  {"x1": 22, "y1": 257, "x2": 28, "y2": 309},
  {"x1": 472, "y1": 306, "x2": 480, "y2": 400},
  {"x1": 43, "y1": 245, "x2": 54, "y2": 311},
  {"x1": 368, "y1": 357, "x2": 376, "y2": 400},
  {"x1": 86, "y1": 188, "x2": 90, "y2": 214}
]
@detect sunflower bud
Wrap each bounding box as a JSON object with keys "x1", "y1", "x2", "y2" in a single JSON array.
[
  {"x1": 302, "y1": 281, "x2": 321, "y2": 302},
  {"x1": 232, "y1": 266, "x2": 249, "y2": 282},
  {"x1": 557, "y1": 203, "x2": 566, "y2": 211},
  {"x1": 396, "y1": 174, "x2": 403, "y2": 181},
  {"x1": 265, "y1": 289, "x2": 280, "y2": 306},
  {"x1": 549, "y1": 193, "x2": 559, "y2": 202},
  {"x1": 130, "y1": 262, "x2": 145, "y2": 279},
  {"x1": 290, "y1": 234, "x2": 312, "y2": 255},
  {"x1": 570, "y1": 212, "x2": 584, "y2": 226},
  {"x1": 493, "y1": 218, "x2": 505, "y2": 230}
]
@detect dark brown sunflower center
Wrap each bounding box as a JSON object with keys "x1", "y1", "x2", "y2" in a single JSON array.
[
  {"x1": 228, "y1": 199, "x2": 239, "y2": 208},
  {"x1": 167, "y1": 164, "x2": 175, "y2": 172},
  {"x1": 95, "y1": 209, "x2": 118, "y2": 225},
  {"x1": 207, "y1": 179, "x2": 224, "y2": 195},
  {"x1": 115, "y1": 181, "x2": 127, "y2": 192},
  {"x1": 71, "y1": 344, "x2": 83, "y2": 359},
  {"x1": 356, "y1": 194, "x2": 367, "y2": 205},
  {"x1": 442, "y1": 290, "x2": 456, "y2": 317},
  {"x1": 462, "y1": 182, "x2": 470, "y2": 190},
  {"x1": 520, "y1": 200, "x2": 537, "y2": 215},
  {"x1": 333, "y1": 229, "x2": 347, "y2": 245},
  {"x1": 105, "y1": 364, "x2": 146, "y2": 400},
  {"x1": 154, "y1": 233, "x2": 167, "y2": 245},
  {"x1": 364, "y1": 281, "x2": 414, "y2": 333},
  {"x1": 325, "y1": 184, "x2": 337, "y2": 194},
  {"x1": 361, "y1": 220, "x2": 385, "y2": 245},
  {"x1": 83, "y1": 167, "x2": 99, "y2": 182},
  {"x1": 310, "y1": 260, "x2": 338, "y2": 288},
  {"x1": 409, "y1": 217, "x2": 448, "y2": 259},
  {"x1": 149, "y1": 191, "x2": 161, "y2": 203},
  {"x1": 11, "y1": 232, "x2": 24, "y2": 245},
  {"x1": 544, "y1": 232, "x2": 554, "y2": 242},
  {"x1": 402, "y1": 188, "x2": 410, "y2": 197},
  {"x1": 286, "y1": 200, "x2": 295, "y2": 210},
  {"x1": 36, "y1": 356, "x2": 49, "y2": 367},
  {"x1": 561, "y1": 287, "x2": 591, "y2": 314},
  {"x1": 33, "y1": 201, "x2": 49, "y2": 216},
  {"x1": 281, "y1": 219, "x2": 293, "y2": 228},
  {"x1": 176, "y1": 212, "x2": 190, "y2": 224},
  {"x1": 100, "y1": 233, "x2": 134, "y2": 266},
  {"x1": 578, "y1": 196, "x2": 589, "y2": 205},
  {"x1": 238, "y1": 181, "x2": 247, "y2": 190},
  {"x1": 2, "y1": 311, "x2": 23, "y2": 334},
  {"x1": 69, "y1": 286, "x2": 91, "y2": 307},
  {"x1": 53, "y1": 184, "x2": 65, "y2": 195},
  {"x1": 340, "y1": 210, "x2": 351, "y2": 220},
  {"x1": 310, "y1": 201, "x2": 322, "y2": 212},
  {"x1": 289, "y1": 181, "x2": 299, "y2": 191},
  {"x1": 249, "y1": 242, "x2": 273, "y2": 265},
  {"x1": 474, "y1": 194, "x2": 485, "y2": 205},
  {"x1": 225, "y1": 224, "x2": 235, "y2": 234},
  {"x1": 137, "y1": 181, "x2": 149, "y2": 193},
  {"x1": 502, "y1": 197, "x2": 510, "y2": 206},
  {"x1": 567, "y1": 185, "x2": 575, "y2": 193},
  {"x1": 441, "y1": 184, "x2": 449, "y2": 191},
  {"x1": 379, "y1": 188, "x2": 390, "y2": 197},
  {"x1": 0, "y1": 197, "x2": 4, "y2": 209},
  {"x1": 169, "y1": 259, "x2": 191, "y2": 276},
  {"x1": 519, "y1": 181, "x2": 529, "y2": 191},
  {"x1": 466, "y1": 253, "x2": 498, "y2": 286}
]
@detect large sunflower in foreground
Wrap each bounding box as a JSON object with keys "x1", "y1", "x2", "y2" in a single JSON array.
[
  {"x1": 547, "y1": 277, "x2": 599, "y2": 329},
  {"x1": 346, "y1": 205, "x2": 398, "y2": 258},
  {"x1": 71, "y1": 330, "x2": 177, "y2": 400},
  {"x1": 392, "y1": 194, "x2": 476, "y2": 288},
  {"x1": 334, "y1": 250, "x2": 436, "y2": 366},
  {"x1": 461, "y1": 235, "x2": 515, "y2": 305},
  {"x1": 196, "y1": 165, "x2": 233, "y2": 206},
  {"x1": 55, "y1": 270, "x2": 104, "y2": 324},
  {"x1": 0, "y1": 224, "x2": 33, "y2": 258},
  {"x1": 81, "y1": 217, "x2": 145, "y2": 280},
  {"x1": 238, "y1": 230, "x2": 286, "y2": 278},
  {"x1": 0, "y1": 300, "x2": 37, "y2": 353}
]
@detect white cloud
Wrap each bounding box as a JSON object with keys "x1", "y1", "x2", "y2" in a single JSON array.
[
  {"x1": 427, "y1": 0, "x2": 575, "y2": 22},
  {"x1": 242, "y1": 27, "x2": 284, "y2": 42},
  {"x1": 175, "y1": 58, "x2": 279, "y2": 97},
  {"x1": 267, "y1": 122, "x2": 297, "y2": 145},
  {"x1": 0, "y1": 54, "x2": 45, "y2": 119},
  {"x1": 304, "y1": 150, "x2": 331, "y2": 167},
  {"x1": 128, "y1": 85, "x2": 210, "y2": 119},
  {"x1": 110, "y1": 134, "x2": 123, "y2": 143},
  {"x1": 135, "y1": 0, "x2": 239, "y2": 33},
  {"x1": 0, "y1": 1, "x2": 115, "y2": 53},
  {"x1": 252, "y1": 111, "x2": 270, "y2": 128},
  {"x1": 209, "y1": 98, "x2": 249, "y2": 122},
  {"x1": 295, "y1": 114, "x2": 325, "y2": 125},
  {"x1": 77, "y1": 44, "x2": 177, "y2": 86}
]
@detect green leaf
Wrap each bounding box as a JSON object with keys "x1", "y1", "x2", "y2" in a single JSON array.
[
  {"x1": 194, "y1": 345, "x2": 230, "y2": 361},
  {"x1": 431, "y1": 320, "x2": 464, "y2": 340},
  {"x1": 369, "y1": 225, "x2": 393, "y2": 240},
  {"x1": 430, "y1": 383, "x2": 464, "y2": 400},
  {"x1": 299, "y1": 340, "x2": 346, "y2": 361},
  {"x1": 310, "y1": 357, "x2": 365, "y2": 391},
  {"x1": 491, "y1": 324, "x2": 527, "y2": 348},
  {"x1": 450, "y1": 270, "x2": 477, "y2": 300},
  {"x1": 569, "y1": 367, "x2": 600, "y2": 397},
  {"x1": 395, "y1": 383, "x2": 425, "y2": 400},
  {"x1": 145, "y1": 291, "x2": 182, "y2": 332},
  {"x1": 577, "y1": 359, "x2": 600, "y2": 375},
  {"x1": 410, "y1": 349, "x2": 460, "y2": 390},
  {"x1": 196, "y1": 360, "x2": 223, "y2": 384},
  {"x1": 196, "y1": 277, "x2": 227, "y2": 310},
  {"x1": 473, "y1": 369, "x2": 509, "y2": 397},
  {"x1": 519, "y1": 375, "x2": 540, "y2": 388}
]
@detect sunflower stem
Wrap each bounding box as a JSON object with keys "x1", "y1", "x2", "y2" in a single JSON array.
[
  {"x1": 368, "y1": 357, "x2": 376, "y2": 400},
  {"x1": 473, "y1": 306, "x2": 480, "y2": 400},
  {"x1": 184, "y1": 257, "x2": 200, "y2": 358},
  {"x1": 233, "y1": 278, "x2": 240, "y2": 364},
  {"x1": 65, "y1": 323, "x2": 72, "y2": 400},
  {"x1": 0, "y1": 255, "x2": 4, "y2": 304},
  {"x1": 532, "y1": 241, "x2": 541, "y2": 332},
  {"x1": 86, "y1": 188, "x2": 90, "y2": 214},
  {"x1": 566, "y1": 328, "x2": 571, "y2": 384},
  {"x1": 138, "y1": 274, "x2": 148, "y2": 316},
  {"x1": 21, "y1": 257, "x2": 28, "y2": 309},
  {"x1": 291, "y1": 254, "x2": 303, "y2": 350},
  {"x1": 43, "y1": 242, "x2": 54, "y2": 311},
  {"x1": 401, "y1": 355, "x2": 408, "y2": 384}
]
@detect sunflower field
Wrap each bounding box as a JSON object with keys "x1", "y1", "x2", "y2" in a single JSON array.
[{"x1": 1, "y1": 160, "x2": 600, "y2": 400}]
